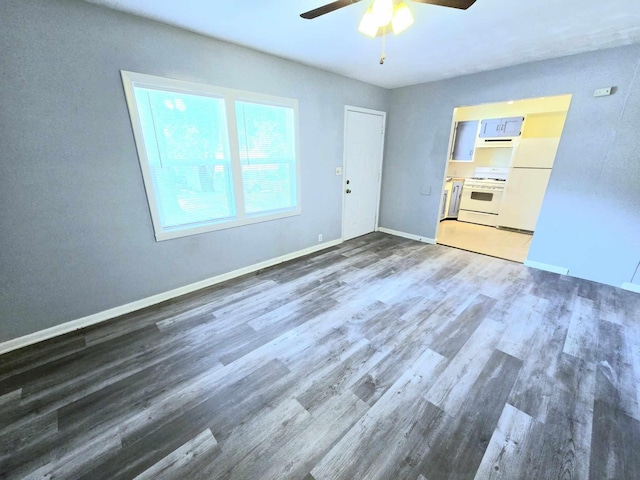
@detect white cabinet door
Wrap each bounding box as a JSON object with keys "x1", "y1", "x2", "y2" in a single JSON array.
[
  {"x1": 441, "y1": 190, "x2": 448, "y2": 220},
  {"x1": 479, "y1": 118, "x2": 503, "y2": 138},
  {"x1": 511, "y1": 137, "x2": 560, "y2": 168},
  {"x1": 451, "y1": 120, "x2": 478, "y2": 161},
  {"x1": 448, "y1": 181, "x2": 464, "y2": 217},
  {"x1": 502, "y1": 116, "x2": 524, "y2": 136},
  {"x1": 498, "y1": 168, "x2": 551, "y2": 231}
]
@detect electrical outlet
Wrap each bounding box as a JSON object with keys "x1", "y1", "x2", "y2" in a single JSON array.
[{"x1": 318, "y1": 234, "x2": 323, "y2": 242}]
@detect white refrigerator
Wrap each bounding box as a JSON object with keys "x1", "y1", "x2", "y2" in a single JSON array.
[{"x1": 498, "y1": 138, "x2": 560, "y2": 231}]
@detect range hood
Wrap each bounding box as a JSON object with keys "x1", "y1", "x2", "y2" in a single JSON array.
[{"x1": 476, "y1": 137, "x2": 517, "y2": 148}]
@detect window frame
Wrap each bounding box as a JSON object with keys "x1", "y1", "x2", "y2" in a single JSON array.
[{"x1": 121, "y1": 70, "x2": 301, "y2": 241}]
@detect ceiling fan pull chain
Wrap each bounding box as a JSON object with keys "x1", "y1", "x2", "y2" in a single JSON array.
[{"x1": 380, "y1": 25, "x2": 387, "y2": 64}]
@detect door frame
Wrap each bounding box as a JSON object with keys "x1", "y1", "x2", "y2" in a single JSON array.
[
  {"x1": 435, "y1": 94, "x2": 573, "y2": 251},
  {"x1": 435, "y1": 112, "x2": 460, "y2": 243},
  {"x1": 341, "y1": 105, "x2": 387, "y2": 241}
]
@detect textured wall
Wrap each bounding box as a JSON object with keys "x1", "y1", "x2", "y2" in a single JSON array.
[
  {"x1": 0, "y1": 0, "x2": 390, "y2": 341},
  {"x1": 380, "y1": 45, "x2": 640, "y2": 288}
]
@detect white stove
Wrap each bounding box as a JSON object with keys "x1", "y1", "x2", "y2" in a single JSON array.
[
  {"x1": 468, "y1": 166, "x2": 508, "y2": 182},
  {"x1": 464, "y1": 178, "x2": 506, "y2": 189},
  {"x1": 458, "y1": 168, "x2": 508, "y2": 226}
]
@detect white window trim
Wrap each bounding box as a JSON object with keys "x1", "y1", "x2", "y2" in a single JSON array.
[{"x1": 120, "y1": 70, "x2": 302, "y2": 241}]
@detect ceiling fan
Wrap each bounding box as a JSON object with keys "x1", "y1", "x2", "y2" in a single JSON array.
[{"x1": 301, "y1": 0, "x2": 477, "y2": 38}]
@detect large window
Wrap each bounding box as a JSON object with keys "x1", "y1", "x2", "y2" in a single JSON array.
[{"x1": 121, "y1": 71, "x2": 300, "y2": 241}]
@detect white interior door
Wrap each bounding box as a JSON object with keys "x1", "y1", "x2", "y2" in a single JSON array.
[{"x1": 342, "y1": 107, "x2": 386, "y2": 241}]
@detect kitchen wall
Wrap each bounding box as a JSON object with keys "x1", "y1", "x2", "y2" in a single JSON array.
[
  {"x1": 0, "y1": 0, "x2": 390, "y2": 342},
  {"x1": 380, "y1": 44, "x2": 640, "y2": 288},
  {"x1": 455, "y1": 95, "x2": 572, "y2": 120},
  {"x1": 446, "y1": 95, "x2": 569, "y2": 179},
  {"x1": 446, "y1": 148, "x2": 514, "y2": 178}
]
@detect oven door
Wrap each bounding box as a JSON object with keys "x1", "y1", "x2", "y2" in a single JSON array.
[{"x1": 459, "y1": 186, "x2": 503, "y2": 214}]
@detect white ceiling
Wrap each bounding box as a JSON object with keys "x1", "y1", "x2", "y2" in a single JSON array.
[{"x1": 84, "y1": 0, "x2": 640, "y2": 89}]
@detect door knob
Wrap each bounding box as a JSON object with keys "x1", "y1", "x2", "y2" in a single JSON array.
[{"x1": 346, "y1": 189, "x2": 352, "y2": 194}]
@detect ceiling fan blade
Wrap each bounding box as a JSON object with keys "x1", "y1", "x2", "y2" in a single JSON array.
[
  {"x1": 411, "y1": 0, "x2": 477, "y2": 10},
  {"x1": 300, "y1": 0, "x2": 363, "y2": 19}
]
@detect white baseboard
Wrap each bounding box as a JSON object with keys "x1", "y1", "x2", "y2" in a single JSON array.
[
  {"x1": 621, "y1": 282, "x2": 640, "y2": 294},
  {"x1": 524, "y1": 260, "x2": 569, "y2": 275},
  {"x1": 377, "y1": 227, "x2": 436, "y2": 245},
  {"x1": 0, "y1": 238, "x2": 343, "y2": 356}
]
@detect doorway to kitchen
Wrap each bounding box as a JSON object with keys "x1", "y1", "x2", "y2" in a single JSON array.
[{"x1": 435, "y1": 94, "x2": 572, "y2": 263}]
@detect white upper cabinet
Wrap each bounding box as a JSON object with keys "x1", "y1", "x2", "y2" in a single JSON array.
[
  {"x1": 450, "y1": 120, "x2": 479, "y2": 161},
  {"x1": 502, "y1": 117, "x2": 525, "y2": 137},
  {"x1": 479, "y1": 118, "x2": 503, "y2": 138},
  {"x1": 479, "y1": 116, "x2": 524, "y2": 138}
]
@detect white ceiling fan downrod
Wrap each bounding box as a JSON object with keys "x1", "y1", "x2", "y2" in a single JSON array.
[{"x1": 380, "y1": 26, "x2": 387, "y2": 65}]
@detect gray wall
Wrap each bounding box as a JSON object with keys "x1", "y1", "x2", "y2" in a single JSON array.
[
  {"x1": 380, "y1": 45, "x2": 640, "y2": 288},
  {"x1": 0, "y1": 0, "x2": 390, "y2": 341},
  {"x1": 3, "y1": 0, "x2": 639, "y2": 344}
]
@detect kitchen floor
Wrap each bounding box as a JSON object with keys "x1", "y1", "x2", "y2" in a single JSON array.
[{"x1": 437, "y1": 219, "x2": 532, "y2": 263}]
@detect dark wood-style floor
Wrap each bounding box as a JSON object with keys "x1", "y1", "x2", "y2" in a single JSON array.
[{"x1": 1, "y1": 233, "x2": 639, "y2": 479}]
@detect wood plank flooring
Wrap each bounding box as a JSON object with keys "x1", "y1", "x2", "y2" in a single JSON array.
[
  {"x1": 1, "y1": 232, "x2": 639, "y2": 479},
  {"x1": 437, "y1": 220, "x2": 532, "y2": 263}
]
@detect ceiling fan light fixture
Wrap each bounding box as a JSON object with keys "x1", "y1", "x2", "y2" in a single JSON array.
[
  {"x1": 371, "y1": 0, "x2": 394, "y2": 27},
  {"x1": 358, "y1": 8, "x2": 380, "y2": 37},
  {"x1": 391, "y1": 2, "x2": 414, "y2": 35}
]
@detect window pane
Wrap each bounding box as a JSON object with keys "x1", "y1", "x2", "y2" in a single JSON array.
[
  {"x1": 236, "y1": 101, "x2": 297, "y2": 215},
  {"x1": 134, "y1": 87, "x2": 236, "y2": 230}
]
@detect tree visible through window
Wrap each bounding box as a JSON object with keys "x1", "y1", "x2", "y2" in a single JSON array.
[
  {"x1": 121, "y1": 71, "x2": 300, "y2": 241},
  {"x1": 236, "y1": 101, "x2": 297, "y2": 215}
]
